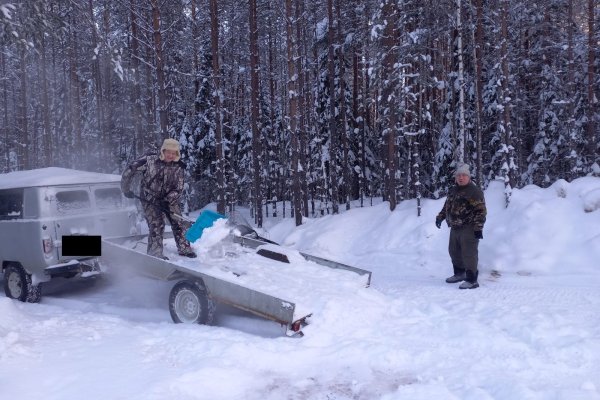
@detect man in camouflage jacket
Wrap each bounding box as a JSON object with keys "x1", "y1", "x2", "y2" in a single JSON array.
[
  {"x1": 436, "y1": 163, "x2": 486, "y2": 289},
  {"x1": 121, "y1": 138, "x2": 196, "y2": 260}
]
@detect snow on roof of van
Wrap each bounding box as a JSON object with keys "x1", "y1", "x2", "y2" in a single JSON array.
[{"x1": 0, "y1": 167, "x2": 121, "y2": 190}]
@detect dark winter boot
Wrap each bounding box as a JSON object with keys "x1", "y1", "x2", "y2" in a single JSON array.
[
  {"x1": 459, "y1": 270, "x2": 479, "y2": 289},
  {"x1": 445, "y1": 267, "x2": 466, "y2": 283},
  {"x1": 178, "y1": 250, "x2": 197, "y2": 258}
]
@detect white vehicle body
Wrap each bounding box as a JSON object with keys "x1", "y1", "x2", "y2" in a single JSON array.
[{"x1": 0, "y1": 167, "x2": 138, "y2": 302}]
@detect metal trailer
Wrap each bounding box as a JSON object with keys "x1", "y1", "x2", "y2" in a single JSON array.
[{"x1": 101, "y1": 230, "x2": 371, "y2": 336}]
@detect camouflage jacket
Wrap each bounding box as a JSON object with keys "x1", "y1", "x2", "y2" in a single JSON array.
[
  {"x1": 437, "y1": 182, "x2": 486, "y2": 231},
  {"x1": 121, "y1": 154, "x2": 185, "y2": 205}
]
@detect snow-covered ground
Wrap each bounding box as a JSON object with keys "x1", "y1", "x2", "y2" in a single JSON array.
[{"x1": 1, "y1": 177, "x2": 600, "y2": 400}]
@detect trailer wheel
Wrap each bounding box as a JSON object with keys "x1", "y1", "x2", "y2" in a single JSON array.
[
  {"x1": 169, "y1": 280, "x2": 214, "y2": 325},
  {"x1": 4, "y1": 264, "x2": 42, "y2": 303}
]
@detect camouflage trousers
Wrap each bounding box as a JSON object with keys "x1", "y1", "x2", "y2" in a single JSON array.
[
  {"x1": 448, "y1": 225, "x2": 479, "y2": 273},
  {"x1": 142, "y1": 201, "x2": 193, "y2": 258}
]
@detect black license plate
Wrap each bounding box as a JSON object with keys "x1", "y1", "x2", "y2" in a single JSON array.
[{"x1": 62, "y1": 235, "x2": 101, "y2": 257}]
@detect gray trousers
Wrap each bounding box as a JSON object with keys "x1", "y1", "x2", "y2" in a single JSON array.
[
  {"x1": 142, "y1": 202, "x2": 192, "y2": 257},
  {"x1": 449, "y1": 226, "x2": 479, "y2": 273}
]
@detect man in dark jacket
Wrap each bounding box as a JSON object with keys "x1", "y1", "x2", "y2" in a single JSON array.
[
  {"x1": 436, "y1": 162, "x2": 486, "y2": 289},
  {"x1": 121, "y1": 138, "x2": 196, "y2": 260}
]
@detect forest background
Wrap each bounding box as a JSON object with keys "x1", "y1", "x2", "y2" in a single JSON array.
[{"x1": 0, "y1": 0, "x2": 598, "y2": 227}]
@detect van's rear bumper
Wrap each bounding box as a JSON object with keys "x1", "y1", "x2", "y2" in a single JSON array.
[{"x1": 44, "y1": 258, "x2": 100, "y2": 277}]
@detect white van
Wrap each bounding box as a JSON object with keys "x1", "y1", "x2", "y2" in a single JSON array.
[{"x1": 0, "y1": 167, "x2": 139, "y2": 302}]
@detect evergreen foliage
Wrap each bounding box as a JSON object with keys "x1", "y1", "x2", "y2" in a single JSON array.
[{"x1": 0, "y1": 0, "x2": 598, "y2": 219}]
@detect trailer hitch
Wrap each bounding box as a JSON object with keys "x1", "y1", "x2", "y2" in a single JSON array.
[{"x1": 286, "y1": 314, "x2": 312, "y2": 338}]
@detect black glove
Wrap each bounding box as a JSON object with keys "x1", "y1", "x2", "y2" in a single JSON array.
[
  {"x1": 435, "y1": 217, "x2": 443, "y2": 229},
  {"x1": 474, "y1": 230, "x2": 483, "y2": 239},
  {"x1": 160, "y1": 200, "x2": 170, "y2": 211},
  {"x1": 123, "y1": 190, "x2": 134, "y2": 199}
]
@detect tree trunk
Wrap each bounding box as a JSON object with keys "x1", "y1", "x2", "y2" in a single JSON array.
[
  {"x1": 129, "y1": 0, "x2": 144, "y2": 156},
  {"x1": 40, "y1": 35, "x2": 53, "y2": 166},
  {"x1": 285, "y1": 0, "x2": 302, "y2": 226},
  {"x1": 327, "y1": 0, "x2": 339, "y2": 214},
  {"x1": 69, "y1": 28, "x2": 82, "y2": 163},
  {"x1": 249, "y1": 0, "x2": 263, "y2": 227},
  {"x1": 381, "y1": 0, "x2": 398, "y2": 211},
  {"x1": 1, "y1": 51, "x2": 9, "y2": 171},
  {"x1": 296, "y1": 0, "x2": 309, "y2": 218},
  {"x1": 336, "y1": 0, "x2": 350, "y2": 210},
  {"x1": 144, "y1": 42, "x2": 156, "y2": 143},
  {"x1": 192, "y1": 0, "x2": 201, "y2": 113},
  {"x1": 353, "y1": 50, "x2": 362, "y2": 205},
  {"x1": 363, "y1": 48, "x2": 371, "y2": 206},
  {"x1": 267, "y1": 1, "x2": 276, "y2": 218},
  {"x1": 88, "y1": 0, "x2": 106, "y2": 159},
  {"x1": 151, "y1": 0, "x2": 168, "y2": 138},
  {"x1": 210, "y1": 0, "x2": 226, "y2": 214},
  {"x1": 566, "y1": 0, "x2": 576, "y2": 179},
  {"x1": 102, "y1": 4, "x2": 113, "y2": 163},
  {"x1": 19, "y1": 48, "x2": 29, "y2": 169},
  {"x1": 455, "y1": 0, "x2": 466, "y2": 163},
  {"x1": 473, "y1": 0, "x2": 484, "y2": 184},
  {"x1": 501, "y1": 0, "x2": 514, "y2": 206},
  {"x1": 587, "y1": 0, "x2": 596, "y2": 162}
]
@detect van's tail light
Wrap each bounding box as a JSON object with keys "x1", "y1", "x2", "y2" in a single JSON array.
[{"x1": 42, "y1": 237, "x2": 53, "y2": 255}]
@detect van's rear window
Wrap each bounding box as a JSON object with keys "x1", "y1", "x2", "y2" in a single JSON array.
[
  {"x1": 0, "y1": 189, "x2": 23, "y2": 220},
  {"x1": 95, "y1": 187, "x2": 123, "y2": 209},
  {"x1": 56, "y1": 190, "x2": 91, "y2": 214}
]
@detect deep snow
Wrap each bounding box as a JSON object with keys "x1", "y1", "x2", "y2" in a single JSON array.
[{"x1": 1, "y1": 177, "x2": 600, "y2": 400}]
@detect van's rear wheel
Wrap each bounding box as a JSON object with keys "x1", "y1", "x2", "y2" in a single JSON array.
[
  {"x1": 4, "y1": 264, "x2": 42, "y2": 303},
  {"x1": 169, "y1": 280, "x2": 214, "y2": 325}
]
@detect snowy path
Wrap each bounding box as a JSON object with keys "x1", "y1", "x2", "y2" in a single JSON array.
[{"x1": 1, "y1": 263, "x2": 599, "y2": 400}]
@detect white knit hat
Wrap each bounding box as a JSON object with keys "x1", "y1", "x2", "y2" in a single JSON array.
[
  {"x1": 454, "y1": 162, "x2": 471, "y2": 177},
  {"x1": 160, "y1": 138, "x2": 181, "y2": 162}
]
